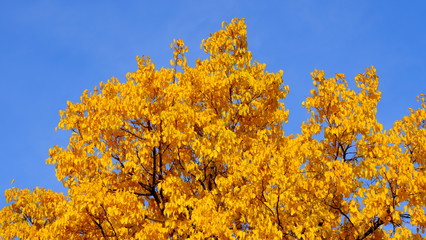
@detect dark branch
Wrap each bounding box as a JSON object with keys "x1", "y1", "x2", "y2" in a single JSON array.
[
  {"x1": 357, "y1": 218, "x2": 384, "y2": 240},
  {"x1": 101, "y1": 204, "x2": 118, "y2": 239}
]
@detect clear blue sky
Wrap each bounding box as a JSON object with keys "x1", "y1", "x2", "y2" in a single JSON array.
[{"x1": 0, "y1": 1, "x2": 425, "y2": 208}]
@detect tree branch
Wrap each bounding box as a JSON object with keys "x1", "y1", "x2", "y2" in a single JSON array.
[
  {"x1": 86, "y1": 208, "x2": 107, "y2": 238},
  {"x1": 101, "y1": 204, "x2": 118, "y2": 239},
  {"x1": 357, "y1": 218, "x2": 384, "y2": 240}
]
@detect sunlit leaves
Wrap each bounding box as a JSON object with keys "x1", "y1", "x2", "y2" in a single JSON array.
[{"x1": 1, "y1": 18, "x2": 425, "y2": 239}]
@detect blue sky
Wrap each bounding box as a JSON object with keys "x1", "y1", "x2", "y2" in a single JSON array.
[{"x1": 0, "y1": 0, "x2": 425, "y2": 210}]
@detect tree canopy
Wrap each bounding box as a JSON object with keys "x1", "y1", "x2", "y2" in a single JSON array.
[{"x1": 1, "y1": 18, "x2": 425, "y2": 239}]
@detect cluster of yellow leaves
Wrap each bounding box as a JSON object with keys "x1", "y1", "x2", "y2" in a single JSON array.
[{"x1": 1, "y1": 18, "x2": 425, "y2": 239}]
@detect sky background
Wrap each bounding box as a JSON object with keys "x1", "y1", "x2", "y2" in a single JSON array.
[{"x1": 0, "y1": 0, "x2": 425, "y2": 211}]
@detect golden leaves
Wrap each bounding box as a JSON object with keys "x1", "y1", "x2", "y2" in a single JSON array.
[
  {"x1": 1, "y1": 18, "x2": 425, "y2": 239},
  {"x1": 0, "y1": 187, "x2": 67, "y2": 239}
]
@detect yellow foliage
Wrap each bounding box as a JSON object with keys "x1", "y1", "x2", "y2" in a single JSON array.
[{"x1": 1, "y1": 18, "x2": 425, "y2": 239}]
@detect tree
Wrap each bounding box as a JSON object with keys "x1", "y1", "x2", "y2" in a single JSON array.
[{"x1": 1, "y1": 18, "x2": 425, "y2": 239}]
